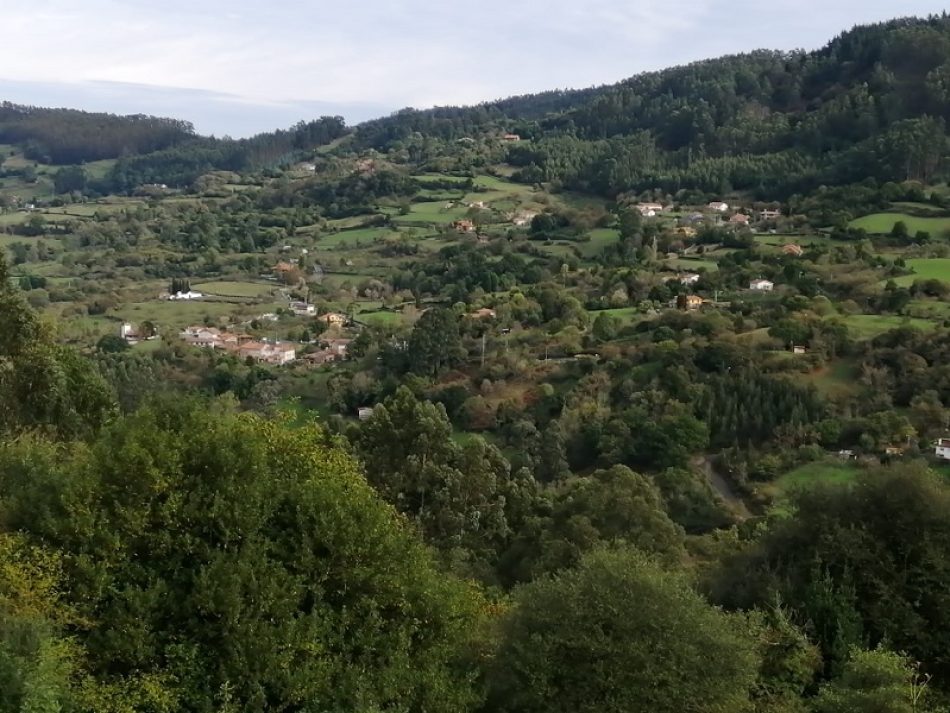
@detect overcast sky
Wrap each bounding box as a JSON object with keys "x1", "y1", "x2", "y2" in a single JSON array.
[{"x1": 1, "y1": 1, "x2": 947, "y2": 137}]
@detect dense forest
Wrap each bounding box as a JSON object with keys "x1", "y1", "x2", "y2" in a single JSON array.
[
  {"x1": 355, "y1": 15, "x2": 950, "y2": 197},
  {"x1": 0, "y1": 103, "x2": 347, "y2": 189}
]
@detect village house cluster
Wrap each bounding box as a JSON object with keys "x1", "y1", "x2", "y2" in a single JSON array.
[
  {"x1": 176, "y1": 321, "x2": 353, "y2": 367},
  {"x1": 180, "y1": 326, "x2": 297, "y2": 365}
]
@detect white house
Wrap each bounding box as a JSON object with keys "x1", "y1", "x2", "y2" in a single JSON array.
[
  {"x1": 357, "y1": 406, "x2": 375, "y2": 421},
  {"x1": 637, "y1": 202, "x2": 666, "y2": 217},
  {"x1": 708, "y1": 201, "x2": 729, "y2": 212},
  {"x1": 290, "y1": 301, "x2": 316, "y2": 316},
  {"x1": 168, "y1": 290, "x2": 203, "y2": 301},
  {"x1": 749, "y1": 279, "x2": 774, "y2": 292},
  {"x1": 119, "y1": 322, "x2": 139, "y2": 344},
  {"x1": 936, "y1": 438, "x2": 950, "y2": 461},
  {"x1": 678, "y1": 273, "x2": 701, "y2": 286},
  {"x1": 512, "y1": 210, "x2": 538, "y2": 227},
  {"x1": 180, "y1": 326, "x2": 222, "y2": 348}
]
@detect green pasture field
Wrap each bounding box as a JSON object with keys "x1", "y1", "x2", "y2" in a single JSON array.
[
  {"x1": 392, "y1": 201, "x2": 468, "y2": 224},
  {"x1": 891, "y1": 258, "x2": 950, "y2": 287},
  {"x1": 850, "y1": 212, "x2": 950, "y2": 235},
  {"x1": 324, "y1": 215, "x2": 379, "y2": 230},
  {"x1": 773, "y1": 460, "x2": 861, "y2": 495},
  {"x1": 412, "y1": 174, "x2": 472, "y2": 185},
  {"x1": 804, "y1": 359, "x2": 862, "y2": 399},
  {"x1": 666, "y1": 257, "x2": 719, "y2": 272},
  {"x1": 109, "y1": 299, "x2": 282, "y2": 331},
  {"x1": 580, "y1": 229, "x2": 620, "y2": 257},
  {"x1": 839, "y1": 313, "x2": 937, "y2": 338},
  {"x1": 191, "y1": 280, "x2": 275, "y2": 298},
  {"x1": 905, "y1": 299, "x2": 950, "y2": 320},
  {"x1": 318, "y1": 227, "x2": 401, "y2": 248},
  {"x1": 472, "y1": 175, "x2": 529, "y2": 193},
  {"x1": 587, "y1": 307, "x2": 643, "y2": 323},
  {"x1": 358, "y1": 310, "x2": 406, "y2": 326},
  {"x1": 0, "y1": 234, "x2": 66, "y2": 250}
]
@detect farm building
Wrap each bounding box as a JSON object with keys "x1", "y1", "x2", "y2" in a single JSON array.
[
  {"x1": 749, "y1": 279, "x2": 774, "y2": 291},
  {"x1": 708, "y1": 201, "x2": 729, "y2": 212},
  {"x1": 469, "y1": 307, "x2": 497, "y2": 319},
  {"x1": 290, "y1": 301, "x2": 316, "y2": 316},
  {"x1": 637, "y1": 202, "x2": 666, "y2": 217},
  {"x1": 320, "y1": 312, "x2": 349, "y2": 327}
]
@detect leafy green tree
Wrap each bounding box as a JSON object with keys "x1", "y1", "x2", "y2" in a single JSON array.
[
  {"x1": 0, "y1": 255, "x2": 115, "y2": 439},
  {"x1": 891, "y1": 220, "x2": 910, "y2": 241},
  {"x1": 592, "y1": 311, "x2": 621, "y2": 342},
  {"x1": 0, "y1": 534, "x2": 81, "y2": 713},
  {"x1": 487, "y1": 548, "x2": 760, "y2": 713},
  {"x1": 811, "y1": 647, "x2": 940, "y2": 713},
  {"x1": 501, "y1": 466, "x2": 685, "y2": 583},
  {"x1": 536, "y1": 422, "x2": 570, "y2": 482},
  {"x1": 407, "y1": 307, "x2": 464, "y2": 376},
  {"x1": 717, "y1": 465, "x2": 950, "y2": 681},
  {"x1": 95, "y1": 334, "x2": 129, "y2": 354},
  {"x1": 0, "y1": 398, "x2": 486, "y2": 712},
  {"x1": 53, "y1": 165, "x2": 88, "y2": 194},
  {"x1": 358, "y1": 387, "x2": 532, "y2": 574}
]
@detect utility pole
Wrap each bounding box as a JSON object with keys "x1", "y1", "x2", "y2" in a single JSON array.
[{"x1": 480, "y1": 332, "x2": 487, "y2": 368}]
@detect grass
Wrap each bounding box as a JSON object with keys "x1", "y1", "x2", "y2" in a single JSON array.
[
  {"x1": 472, "y1": 175, "x2": 531, "y2": 194},
  {"x1": 665, "y1": 257, "x2": 719, "y2": 272},
  {"x1": 358, "y1": 310, "x2": 406, "y2": 326},
  {"x1": 890, "y1": 258, "x2": 950, "y2": 287},
  {"x1": 839, "y1": 313, "x2": 937, "y2": 339},
  {"x1": 805, "y1": 359, "x2": 862, "y2": 399},
  {"x1": 587, "y1": 307, "x2": 643, "y2": 323},
  {"x1": 850, "y1": 212, "x2": 950, "y2": 236},
  {"x1": 580, "y1": 229, "x2": 620, "y2": 258},
  {"x1": 109, "y1": 299, "x2": 282, "y2": 331},
  {"x1": 191, "y1": 280, "x2": 275, "y2": 298},
  {"x1": 774, "y1": 460, "x2": 861, "y2": 495},
  {"x1": 392, "y1": 201, "x2": 468, "y2": 225},
  {"x1": 318, "y1": 227, "x2": 400, "y2": 248}
]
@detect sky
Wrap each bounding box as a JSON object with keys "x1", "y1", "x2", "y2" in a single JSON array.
[{"x1": 1, "y1": 1, "x2": 948, "y2": 137}]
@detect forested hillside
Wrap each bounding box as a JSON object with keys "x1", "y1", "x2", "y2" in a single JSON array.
[
  {"x1": 0, "y1": 103, "x2": 348, "y2": 190},
  {"x1": 356, "y1": 15, "x2": 950, "y2": 197}
]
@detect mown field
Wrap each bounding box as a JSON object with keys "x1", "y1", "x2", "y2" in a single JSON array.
[
  {"x1": 840, "y1": 313, "x2": 937, "y2": 338},
  {"x1": 192, "y1": 280, "x2": 276, "y2": 298},
  {"x1": 891, "y1": 258, "x2": 950, "y2": 286},
  {"x1": 850, "y1": 212, "x2": 950, "y2": 235},
  {"x1": 317, "y1": 227, "x2": 403, "y2": 248},
  {"x1": 770, "y1": 460, "x2": 862, "y2": 504}
]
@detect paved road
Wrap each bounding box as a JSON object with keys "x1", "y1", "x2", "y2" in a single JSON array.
[{"x1": 692, "y1": 455, "x2": 752, "y2": 520}]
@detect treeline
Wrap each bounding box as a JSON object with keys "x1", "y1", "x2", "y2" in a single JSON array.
[
  {"x1": 354, "y1": 16, "x2": 950, "y2": 197},
  {"x1": 107, "y1": 116, "x2": 349, "y2": 191},
  {"x1": 0, "y1": 102, "x2": 349, "y2": 191},
  {"x1": 0, "y1": 102, "x2": 195, "y2": 163}
]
